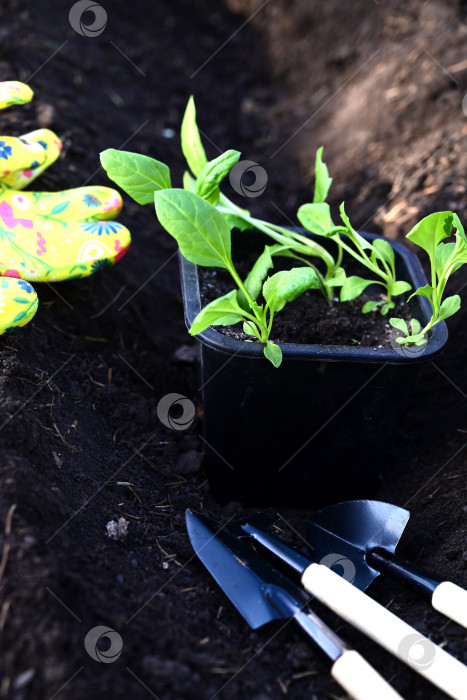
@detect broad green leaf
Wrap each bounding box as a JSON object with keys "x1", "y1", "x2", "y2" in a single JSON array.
[
  {"x1": 213, "y1": 314, "x2": 244, "y2": 326},
  {"x1": 217, "y1": 195, "x2": 254, "y2": 231},
  {"x1": 452, "y1": 259, "x2": 467, "y2": 272},
  {"x1": 372, "y1": 237, "x2": 395, "y2": 266},
  {"x1": 434, "y1": 242, "x2": 456, "y2": 277},
  {"x1": 407, "y1": 211, "x2": 453, "y2": 264},
  {"x1": 327, "y1": 266, "x2": 346, "y2": 287},
  {"x1": 263, "y1": 267, "x2": 319, "y2": 314},
  {"x1": 221, "y1": 213, "x2": 254, "y2": 232},
  {"x1": 242, "y1": 245, "x2": 274, "y2": 303},
  {"x1": 453, "y1": 212, "x2": 466, "y2": 242},
  {"x1": 381, "y1": 301, "x2": 394, "y2": 315},
  {"x1": 297, "y1": 202, "x2": 333, "y2": 235},
  {"x1": 154, "y1": 189, "x2": 232, "y2": 269},
  {"x1": 183, "y1": 171, "x2": 196, "y2": 192},
  {"x1": 451, "y1": 233, "x2": 467, "y2": 268},
  {"x1": 248, "y1": 299, "x2": 264, "y2": 318},
  {"x1": 407, "y1": 284, "x2": 433, "y2": 303},
  {"x1": 438, "y1": 294, "x2": 461, "y2": 321},
  {"x1": 389, "y1": 317, "x2": 409, "y2": 334},
  {"x1": 253, "y1": 244, "x2": 318, "y2": 273},
  {"x1": 181, "y1": 96, "x2": 207, "y2": 177},
  {"x1": 396, "y1": 332, "x2": 426, "y2": 345},
  {"x1": 100, "y1": 149, "x2": 171, "y2": 204},
  {"x1": 340, "y1": 275, "x2": 374, "y2": 302},
  {"x1": 338, "y1": 203, "x2": 372, "y2": 250},
  {"x1": 410, "y1": 318, "x2": 422, "y2": 334},
  {"x1": 196, "y1": 150, "x2": 240, "y2": 205},
  {"x1": 392, "y1": 280, "x2": 412, "y2": 296},
  {"x1": 243, "y1": 321, "x2": 260, "y2": 338},
  {"x1": 264, "y1": 341, "x2": 282, "y2": 368},
  {"x1": 189, "y1": 291, "x2": 245, "y2": 335},
  {"x1": 362, "y1": 300, "x2": 383, "y2": 313},
  {"x1": 313, "y1": 147, "x2": 332, "y2": 204}
]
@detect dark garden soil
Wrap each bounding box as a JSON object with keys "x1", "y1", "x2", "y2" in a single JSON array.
[{"x1": 0, "y1": 1, "x2": 465, "y2": 699}]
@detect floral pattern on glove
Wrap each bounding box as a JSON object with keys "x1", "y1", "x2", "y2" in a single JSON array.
[
  {"x1": 0, "y1": 216, "x2": 131, "y2": 282},
  {"x1": 0, "y1": 277, "x2": 38, "y2": 334},
  {"x1": 0, "y1": 82, "x2": 34, "y2": 110},
  {"x1": 0, "y1": 186, "x2": 123, "y2": 223},
  {"x1": 0, "y1": 129, "x2": 62, "y2": 190}
]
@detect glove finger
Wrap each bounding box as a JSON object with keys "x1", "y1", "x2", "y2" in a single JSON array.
[
  {"x1": 0, "y1": 129, "x2": 62, "y2": 190},
  {"x1": 0, "y1": 216, "x2": 131, "y2": 282},
  {"x1": 0, "y1": 82, "x2": 34, "y2": 110},
  {"x1": 0, "y1": 186, "x2": 122, "y2": 222},
  {"x1": 0, "y1": 135, "x2": 48, "y2": 177},
  {"x1": 0, "y1": 277, "x2": 38, "y2": 334}
]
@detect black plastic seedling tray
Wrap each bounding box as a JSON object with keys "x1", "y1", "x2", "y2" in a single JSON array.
[{"x1": 179, "y1": 229, "x2": 448, "y2": 506}]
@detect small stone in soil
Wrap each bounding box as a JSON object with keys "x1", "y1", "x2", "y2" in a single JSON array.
[
  {"x1": 172, "y1": 343, "x2": 200, "y2": 363},
  {"x1": 175, "y1": 450, "x2": 203, "y2": 475},
  {"x1": 106, "y1": 517, "x2": 129, "y2": 540}
]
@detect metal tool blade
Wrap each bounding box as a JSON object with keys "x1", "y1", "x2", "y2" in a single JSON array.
[
  {"x1": 186, "y1": 509, "x2": 312, "y2": 629},
  {"x1": 306, "y1": 500, "x2": 410, "y2": 591}
]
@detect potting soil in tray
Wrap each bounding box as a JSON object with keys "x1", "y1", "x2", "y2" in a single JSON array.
[{"x1": 199, "y1": 251, "x2": 412, "y2": 347}]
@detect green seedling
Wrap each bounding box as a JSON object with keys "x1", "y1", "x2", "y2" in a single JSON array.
[
  {"x1": 100, "y1": 148, "x2": 320, "y2": 367},
  {"x1": 154, "y1": 188, "x2": 321, "y2": 367},
  {"x1": 180, "y1": 98, "x2": 344, "y2": 302},
  {"x1": 389, "y1": 211, "x2": 467, "y2": 346},
  {"x1": 297, "y1": 149, "x2": 412, "y2": 314}
]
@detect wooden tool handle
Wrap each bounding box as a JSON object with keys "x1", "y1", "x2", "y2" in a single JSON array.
[
  {"x1": 302, "y1": 563, "x2": 467, "y2": 700},
  {"x1": 292, "y1": 609, "x2": 405, "y2": 700},
  {"x1": 332, "y1": 649, "x2": 404, "y2": 700},
  {"x1": 432, "y1": 581, "x2": 467, "y2": 630}
]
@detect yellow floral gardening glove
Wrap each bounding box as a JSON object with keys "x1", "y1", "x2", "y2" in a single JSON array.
[{"x1": 0, "y1": 81, "x2": 131, "y2": 334}]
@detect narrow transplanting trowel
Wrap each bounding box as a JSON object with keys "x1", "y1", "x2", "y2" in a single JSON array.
[
  {"x1": 186, "y1": 510, "x2": 403, "y2": 700},
  {"x1": 240, "y1": 518, "x2": 467, "y2": 700},
  {"x1": 305, "y1": 500, "x2": 467, "y2": 630}
]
